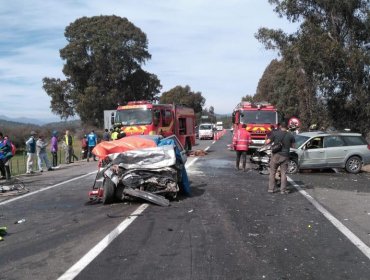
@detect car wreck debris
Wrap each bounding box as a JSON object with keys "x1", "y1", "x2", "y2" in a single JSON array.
[{"x1": 89, "y1": 135, "x2": 190, "y2": 206}]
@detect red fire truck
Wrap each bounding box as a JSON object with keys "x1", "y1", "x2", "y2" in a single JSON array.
[
  {"x1": 232, "y1": 101, "x2": 282, "y2": 149},
  {"x1": 112, "y1": 101, "x2": 196, "y2": 151}
]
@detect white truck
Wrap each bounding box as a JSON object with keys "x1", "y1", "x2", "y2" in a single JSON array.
[
  {"x1": 216, "y1": 121, "x2": 223, "y2": 131},
  {"x1": 104, "y1": 110, "x2": 116, "y2": 131},
  {"x1": 198, "y1": 123, "x2": 214, "y2": 140}
]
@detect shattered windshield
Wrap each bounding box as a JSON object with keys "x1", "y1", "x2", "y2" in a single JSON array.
[
  {"x1": 240, "y1": 111, "x2": 277, "y2": 124},
  {"x1": 115, "y1": 109, "x2": 152, "y2": 125}
]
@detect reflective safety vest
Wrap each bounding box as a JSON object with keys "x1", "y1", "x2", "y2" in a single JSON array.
[
  {"x1": 232, "y1": 129, "x2": 251, "y2": 151},
  {"x1": 65, "y1": 135, "x2": 73, "y2": 146},
  {"x1": 111, "y1": 131, "x2": 119, "y2": 140}
]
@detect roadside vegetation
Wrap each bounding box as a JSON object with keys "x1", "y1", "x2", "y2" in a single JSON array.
[
  {"x1": 252, "y1": 0, "x2": 370, "y2": 137},
  {"x1": 4, "y1": 1, "x2": 369, "y2": 157}
]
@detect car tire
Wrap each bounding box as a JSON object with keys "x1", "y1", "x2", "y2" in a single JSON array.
[
  {"x1": 287, "y1": 158, "x2": 299, "y2": 174},
  {"x1": 102, "y1": 178, "x2": 115, "y2": 204},
  {"x1": 345, "y1": 156, "x2": 362, "y2": 174},
  {"x1": 115, "y1": 184, "x2": 125, "y2": 201}
]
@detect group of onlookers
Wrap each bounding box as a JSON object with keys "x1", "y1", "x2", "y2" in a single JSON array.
[
  {"x1": 0, "y1": 129, "x2": 104, "y2": 180},
  {"x1": 0, "y1": 126, "x2": 127, "y2": 180},
  {"x1": 25, "y1": 130, "x2": 61, "y2": 174}
]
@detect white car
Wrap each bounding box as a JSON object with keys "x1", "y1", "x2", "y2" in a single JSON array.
[{"x1": 198, "y1": 123, "x2": 214, "y2": 140}]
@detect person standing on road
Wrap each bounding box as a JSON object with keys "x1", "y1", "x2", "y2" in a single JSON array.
[
  {"x1": 266, "y1": 122, "x2": 295, "y2": 194},
  {"x1": 51, "y1": 130, "x2": 58, "y2": 167},
  {"x1": 232, "y1": 124, "x2": 251, "y2": 171},
  {"x1": 36, "y1": 135, "x2": 53, "y2": 172},
  {"x1": 265, "y1": 125, "x2": 276, "y2": 144},
  {"x1": 87, "y1": 130, "x2": 97, "y2": 161},
  {"x1": 25, "y1": 131, "x2": 37, "y2": 174},
  {"x1": 111, "y1": 128, "x2": 119, "y2": 140},
  {"x1": 64, "y1": 130, "x2": 73, "y2": 164},
  {"x1": 102, "y1": 128, "x2": 110, "y2": 141},
  {"x1": 0, "y1": 132, "x2": 13, "y2": 180},
  {"x1": 81, "y1": 135, "x2": 88, "y2": 160}
]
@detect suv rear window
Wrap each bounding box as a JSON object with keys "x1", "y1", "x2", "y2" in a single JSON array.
[{"x1": 342, "y1": 136, "x2": 367, "y2": 146}]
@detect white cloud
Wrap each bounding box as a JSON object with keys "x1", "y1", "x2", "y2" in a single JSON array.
[{"x1": 0, "y1": 0, "x2": 298, "y2": 119}]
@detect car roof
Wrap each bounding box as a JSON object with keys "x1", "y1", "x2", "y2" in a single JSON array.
[{"x1": 298, "y1": 131, "x2": 363, "y2": 137}]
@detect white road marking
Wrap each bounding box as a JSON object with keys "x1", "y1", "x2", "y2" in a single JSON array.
[
  {"x1": 0, "y1": 172, "x2": 96, "y2": 206},
  {"x1": 57, "y1": 155, "x2": 201, "y2": 279},
  {"x1": 288, "y1": 177, "x2": 370, "y2": 260},
  {"x1": 185, "y1": 156, "x2": 199, "y2": 168},
  {"x1": 57, "y1": 203, "x2": 149, "y2": 280}
]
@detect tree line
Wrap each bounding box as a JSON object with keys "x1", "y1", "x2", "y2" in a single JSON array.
[
  {"x1": 42, "y1": 16, "x2": 208, "y2": 127},
  {"x1": 42, "y1": 2, "x2": 369, "y2": 137},
  {"x1": 253, "y1": 0, "x2": 370, "y2": 136}
]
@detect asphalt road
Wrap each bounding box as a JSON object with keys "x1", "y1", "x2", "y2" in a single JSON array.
[{"x1": 1, "y1": 132, "x2": 370, "y2": 280}]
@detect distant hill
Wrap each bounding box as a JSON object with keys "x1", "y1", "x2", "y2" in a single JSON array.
[
  {"x1": 0, "y1": 115, "x2": 81, "y2": 126},
  {"x1": 0, "y1": 117, "x2": 81, "y2": 129},
  {"x1": 0, "y1": 115, "x2": 62, "y2": 125},
  {"x1": 42, "y1": 120, "x2": 82, "y2": 129},
  {"x1": 0, "y1": 119, "x2": 30, "y2": 127}
]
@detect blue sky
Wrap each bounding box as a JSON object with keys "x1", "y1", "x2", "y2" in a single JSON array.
[{"x1": 0, "y1": 0, "x2": 298, "y2": 122}]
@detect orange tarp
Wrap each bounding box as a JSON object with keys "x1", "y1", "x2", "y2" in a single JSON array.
[{"x1": 92, "y1": 136, "x2": 157, "y2": 159}]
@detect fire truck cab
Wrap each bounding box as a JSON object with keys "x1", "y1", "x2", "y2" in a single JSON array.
[
  {"x1": 232, "y1": 101, "x2": 283, "y2": 149},
  {"x1": 112, "y1": 101, "x2": 196, "y2": 151}
]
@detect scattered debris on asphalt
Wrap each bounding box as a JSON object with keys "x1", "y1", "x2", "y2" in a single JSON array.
[
  {"x1": 14, "y1": 218, "x2": 26, "y2": 224},
  {"x1": 188, "y1": 150, "x2": 208, "y2": 157},
  {"x1": 0, "y1": 226, "x2": 7, "y2": 241}
]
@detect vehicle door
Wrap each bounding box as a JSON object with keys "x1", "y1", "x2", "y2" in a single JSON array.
[
  {"x1": 300, "y1": 137, "x2": 326, "y2": 168},
  {"x1": 323, "y1": 135, "x2": 347, "y2": 167}
]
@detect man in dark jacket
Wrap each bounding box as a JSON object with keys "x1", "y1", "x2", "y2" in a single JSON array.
[
  {"x1": 266, "y1": 122, "x2": 295, "y2": 194},
  {"x1": 102, "y1": 129, "x2": 110, "y2": 141}
]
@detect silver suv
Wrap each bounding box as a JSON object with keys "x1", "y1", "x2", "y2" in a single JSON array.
[{"x1": 288, "y1": 132, "x2": 370, "y2": 174}]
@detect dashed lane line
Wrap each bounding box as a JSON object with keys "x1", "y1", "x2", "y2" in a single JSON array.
[
  {"x1": 57, "y1": 156, "x2": 200, "y2": 279},
  {"x1": 288, "y1": 177, "x2": 370, "y2": 261},
  {"x1": 57, "y1": 203, "x2": 149, "y2": 280}
]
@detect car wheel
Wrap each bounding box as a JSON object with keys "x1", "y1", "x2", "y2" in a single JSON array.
[
  {"x1": 114, "y1": 184, "x2": 125, "y2": 201},
  {"x1": 345, "y1": 156, "x2": 362, "y2": 174},
  {"x1": 102, "y1": 178, "x2": 115, "y2": 204},
  {"x1": 287, "y1": 158, "x2": 299, "y2": 174}
]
